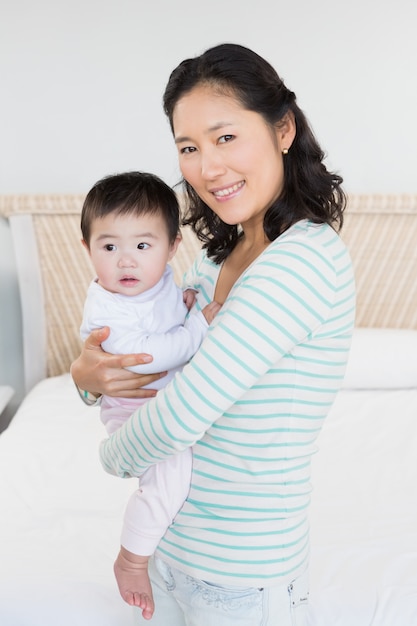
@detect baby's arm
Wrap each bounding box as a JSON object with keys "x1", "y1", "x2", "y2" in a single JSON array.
[
  {"x1": 81, "y1": 286, "x2": 204, "y2": 374},
  {"x1": 110, "y1": 313, "x2": 208, "y2": 373},
  {"x1": 110, "y1": 301, "x2": 220, "y2": 374}
]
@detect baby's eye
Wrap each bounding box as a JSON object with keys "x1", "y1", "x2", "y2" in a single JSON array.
[
  {"x1": 104, "y1": 244, "x2": 116, "y2": 251},
  {"x1": 137, "y1": 242, "x2": 150, "y2": 250},
  {"x1": 218, "y1": 134, "x2": 234, "y2": 144}
]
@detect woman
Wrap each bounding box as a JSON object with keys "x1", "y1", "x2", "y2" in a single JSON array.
[{"x1": 72, "y1": 43, "x2": 355, "y2": 625}]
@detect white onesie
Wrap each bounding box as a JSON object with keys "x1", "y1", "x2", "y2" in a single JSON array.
[{"x1": 80, "y1": 265, "x2": 208, "y2": 554}]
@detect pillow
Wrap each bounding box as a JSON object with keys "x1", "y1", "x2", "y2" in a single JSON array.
[{"x1": 342, "y1": 328, "x2": 417, "y2": 389}]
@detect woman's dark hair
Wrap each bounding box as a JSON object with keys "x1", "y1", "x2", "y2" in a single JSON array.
[
  {"x1": 81, "y1": 171, "x2": 179, "y2": 246},
  {"x1": 163, "y1": 43, "x2": 346, "y2": 263}
]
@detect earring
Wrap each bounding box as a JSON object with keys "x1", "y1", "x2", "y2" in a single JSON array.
[{"x1": 282, "y1": 148, "x2": 289, "y2": 155}]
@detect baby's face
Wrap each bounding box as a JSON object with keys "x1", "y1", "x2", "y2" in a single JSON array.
[{"x1": 85, "y1": 211, "x2": 179, "y2": 296}]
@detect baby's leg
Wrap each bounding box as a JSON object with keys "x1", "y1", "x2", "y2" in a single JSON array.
[
  {"x1": 114, "y1": 546, "x2": 154, "y2": 620},
  {"x1": 118, "y1": 450, "x2": 193, "y2": 619}
]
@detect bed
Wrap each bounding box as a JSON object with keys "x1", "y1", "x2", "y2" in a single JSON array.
[{"x1": 0, "y1": 193, "x2": 416, "y2": 625}]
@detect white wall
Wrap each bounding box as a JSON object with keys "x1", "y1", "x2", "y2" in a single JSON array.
[
  {"x1": 1, "y1": 0, "x2": 416, "y2": 195},
  {"x1": 0, "y1": 0, "x2": 416, "y2": 426}
]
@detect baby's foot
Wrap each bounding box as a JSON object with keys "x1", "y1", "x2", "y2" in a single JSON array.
[{"x1": 114, "y1": 547, "x2": 155, "y2": 620}]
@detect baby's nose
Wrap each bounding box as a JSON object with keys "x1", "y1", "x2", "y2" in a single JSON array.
[{"x1": 118, "y1": 254, "x2": 136, "y2": 268}]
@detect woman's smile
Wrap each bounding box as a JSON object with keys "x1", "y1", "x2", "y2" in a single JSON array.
[{"x1": 211, "y1": 181, "x2": 245, "y2": 199}]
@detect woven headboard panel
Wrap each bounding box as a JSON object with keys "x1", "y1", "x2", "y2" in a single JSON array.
[
  {"x1": 0, "y1": 194, "x2": 202, "y2": 386},
  {"x1": 1, "y1": 193, "x2": 416, "y2": 386},
  {"x1": 340, "y1": 194, "x2": 417, "y2": 329}
]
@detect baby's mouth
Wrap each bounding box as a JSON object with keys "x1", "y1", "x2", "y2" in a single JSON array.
[{"x1": 120, "y1": 276, "x2": 139, "y2": 284}]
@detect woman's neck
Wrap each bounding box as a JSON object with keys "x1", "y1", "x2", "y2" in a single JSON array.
[{"x1": 213, "y1": 228, "x2": 270, "y2": 304}]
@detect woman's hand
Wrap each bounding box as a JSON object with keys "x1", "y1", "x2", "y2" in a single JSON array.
[{"x1": 70, "y1": 327, "x2": 166, "y2": 398}]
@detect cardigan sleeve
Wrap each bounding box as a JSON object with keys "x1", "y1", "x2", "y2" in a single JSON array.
[{"x1": 99, "y1": 234, "x2": 340, "y2": 478}]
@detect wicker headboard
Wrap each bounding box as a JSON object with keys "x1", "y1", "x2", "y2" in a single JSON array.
[
  {"x1": 0, "y1": 194, "x2": 200, "y2": 391},
  {"x1": 1, "y1": 193, "x2": 416, "y2": 392},
  {"x1": 341, "y1": 194, "x2": 417, "y2": 329}
]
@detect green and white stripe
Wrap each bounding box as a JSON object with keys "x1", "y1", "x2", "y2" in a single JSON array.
[{"x1": 100, "y1": 219, "x2": 355, "y2": 587}]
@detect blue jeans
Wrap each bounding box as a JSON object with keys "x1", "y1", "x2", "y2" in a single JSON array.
[{"x1": 134, "y1": 556, "x2": 309, "y2": 626}]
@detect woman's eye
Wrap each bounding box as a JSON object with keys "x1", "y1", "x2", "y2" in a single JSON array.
[
  {"x1": 104, "y1": 244, "x2": 116, "y2": 251},
  {"x1": 180, "y1": 146, "x2": 196, "y2": 154},
  {"x1": 218, "y1": 134, "x2": 234, "y2": 144},
  {"x1": 137, "y1": 242, "x2": 150, "y2": 250}
]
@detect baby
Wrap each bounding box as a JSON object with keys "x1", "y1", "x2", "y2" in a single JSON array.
[{"x1": 80, "y1": 171, "x2": 219, "y2": 619}]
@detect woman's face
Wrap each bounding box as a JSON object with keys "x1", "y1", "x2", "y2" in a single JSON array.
[{"x1": 172, "y1": 84, "x2": 295, "y2": 231}]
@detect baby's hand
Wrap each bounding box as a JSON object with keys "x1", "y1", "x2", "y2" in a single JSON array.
[
  {"x1": 202, "y1": 301, "x2": 221, "y2": 325},
  {"x1": 183, "y1": 288, "x2": 198, "y2": 310}
]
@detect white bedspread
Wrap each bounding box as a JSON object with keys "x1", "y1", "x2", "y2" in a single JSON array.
[
  {"x1": 0, "y1": 375, "x2": 135, "y2": 626},
  {"x1": 309, "y1": 388, "x2": 417, "y2": 625},
  {"x1": 1, "y1": 374, "x2": 416, "y2": 625}
]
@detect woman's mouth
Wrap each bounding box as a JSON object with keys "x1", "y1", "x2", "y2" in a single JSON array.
[{"x1": 212, "y1": 181, "x2": 244, "y2": 198}]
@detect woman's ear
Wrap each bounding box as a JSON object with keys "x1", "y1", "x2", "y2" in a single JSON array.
[{"x1": 276, "y1": 111, "x2": 296, "y2": 152}]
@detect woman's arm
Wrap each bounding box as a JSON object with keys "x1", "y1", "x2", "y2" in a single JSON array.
[
  {"x1": 100, "y1": 233, "x2": 351, "y2": 478},
  {"x1": 70, "y1": 327, "x2": 166, "y2": 399}
]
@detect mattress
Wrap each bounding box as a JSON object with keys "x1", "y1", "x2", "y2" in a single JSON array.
[
  {"x1": 1, "y1": 368, "x2": 416, "y2": 625},
  {"x1": 0, "y1": 375, "x2": 135, "y2": 626}
]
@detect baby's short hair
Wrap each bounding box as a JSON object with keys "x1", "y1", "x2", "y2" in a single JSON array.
[{"x1": 81, "y1": 171, "x2": 180, "y2": 245}]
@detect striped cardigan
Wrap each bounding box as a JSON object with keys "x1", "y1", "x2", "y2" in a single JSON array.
[{"x1": 100, "y1": 219, "x2": 356, "y2": 587}]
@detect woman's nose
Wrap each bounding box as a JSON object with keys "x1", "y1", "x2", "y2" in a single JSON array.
[{"x1": 200, "y1": 149, "x2": 227, "y2": 180}]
